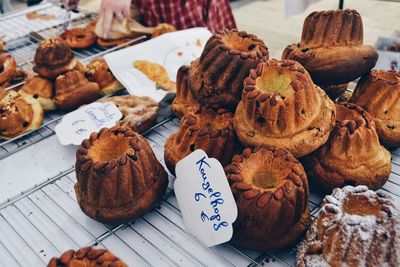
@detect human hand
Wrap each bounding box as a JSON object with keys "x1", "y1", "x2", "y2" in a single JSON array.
[{"x1": 99, "y1": 0, "x2": 131, "y2": 39}]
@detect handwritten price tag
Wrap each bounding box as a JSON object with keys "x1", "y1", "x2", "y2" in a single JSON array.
[
  {"x1": 55, "y1": 102, "x2": 122, "y2": 145},
  {"x1": 174, "y1": 149, "x2": 238, "y2": 247}
]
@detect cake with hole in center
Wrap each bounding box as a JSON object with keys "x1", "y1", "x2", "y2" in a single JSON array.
[
  {"x1": 234, "y1": 59, "x2": 336, "y2": 158},
  {"x1": 306, "y1": 102, "x2": 391, "y2": 191},
  {"x1": 187, "y1": 29, "x2": 269, "y2": 110},
  {"x1": 225, "y1": 146, "x2": 310, "y2": 251},
  {"x1": 297, "y1": 185, "x2": 400, "y2": 267},
  {"x1": 164, "y1": 107, "x2": 240, "y2": 175},
  {"x1": 282, "y1": 9, "x2": 378, "y2": 99},
  {"x1": 75, "y1": 126, "x2": 168, "y2": 224}
]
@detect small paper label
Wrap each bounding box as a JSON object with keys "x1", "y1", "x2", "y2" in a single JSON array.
[
  {"x1": 55, "y1": 102, "x2": 122, "y2": 146},
  {"x1": 174, "y1": 149, "x2": 238, "y2": 247}
]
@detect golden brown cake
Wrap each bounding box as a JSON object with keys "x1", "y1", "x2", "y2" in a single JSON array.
[
  {"x1": 188, "y1": 29, "x2": 269, "y2": 109},
  {"x1": 47, "y1": 247, "x2": 128, "y2": 267},
  {"x1": 306, "y1": 102, "x2": 391, "y2": 191},
  {"x1": 85, "y1": 58, "x2": 124, "y2": 95},
  {"x1": 171, "y1": 65, "x2": 201, "y2": 118},
  {"x1": 75, "y1": 126, "x2": 168, "y2": 224},
  {"x1": 350, "y1": 70, "x2": 400, "y2": 148},
  {"x1": 55, "y1": 70, "x2": 100, "y2": 110},
  {"x1": 152, "y1": 23, "x2": 176, "y2": 38},
  {"x1": 33, "y1": 39, "x2": 79, "y2": 79},
  {"x1": 234, "y1": 59, "x2": 336, "y2": 158},
  {"x1": 98, "y1": 95, "x2": 158, "y2": 133},
  {"x1": 0, "y1": 90, "x2": 43, "y2": 139},
  {"x1": 164, "y1": 107, "x2": 240, "y2": 175},
  {"x1": 225, "y1": 146, "x2": 310, "y2": 251},
  {"x1": 297, "y1": 185, "x2": 400, "y2": 267},
  {"x1": 19, "y1": 76, "x2": 56, "y2": 111},
  {"x1": 282, "y1": 9, "x2": 378, "y2": 99}
]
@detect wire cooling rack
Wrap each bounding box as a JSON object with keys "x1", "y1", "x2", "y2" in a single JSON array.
[
  {"x1": 1, "y1": 117, "x2": 400, "y2": 267},
  {"x1": 0, "y1": 3, "x2": 147, "y2": 160}
]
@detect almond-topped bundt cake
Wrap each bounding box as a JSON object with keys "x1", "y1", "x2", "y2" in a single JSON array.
[
  {"x1": 297, "y1": 186, "x2": 400, "y2": 267},
  {"x1": 282, "y1": 9, "x2": 378, "y2": 99},
  {"x1": 48, "y1": 247, "x2": 128, "y2": 267},
  {"x1": 306, "y1": 102, "x2": 391, "y2": 191},
  {"x1": 0, "y1": 90, "x2": 43, "y2": 139},
  {"x1": 171, "y1": 65, "x2": 201, "y2": 118},
  {"x1": 234, "y1": 59, "x2": 336, "y2": 158},
  {"x1": 164, "y1": 107, "x2": 240, "y2": 175},
  {"x1": 188, "y1": 29, "x2": 269, "y2": 109},
  {"x1": 351, "y1": 70, "x2": 400, "y2": 148},
  {"x1": 75, "y1": 126, "x2": 168, "y2": 224},
  {"x1": 226, "y1": 146, "x2": 310, "y2": 251},
  {"x1": 33, "y1": 39, "x2": 81, "y2": 79}
]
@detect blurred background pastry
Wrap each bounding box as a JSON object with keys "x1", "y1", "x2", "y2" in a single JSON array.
[
  {"x1": 306, "y1": 102, "x2": 391, "y2": 191},
  {"x1": 54, "y1": 70, "x2": 100, "y2": 110},
  {"x1": 234, "y1": 59, "x2": 336, "y2": 158},
  {"x1": 60, "y1": 28, "x2": 97, "y2": 49},
  {"x1": 297, "y1": 185, "x2": 400, "y2": 267},
  {"x1": 282, "y1": 9, "x2": 378, "y2": 99},
  {"x1": 351, "y1": 70, "x2": 400, "y2": 148},
  {"x1": 226, "y1": 146, "x2": 310, "y2": 251},
  {"x1": 75, "y1": 126, "x2": 168, "y2": 224}
]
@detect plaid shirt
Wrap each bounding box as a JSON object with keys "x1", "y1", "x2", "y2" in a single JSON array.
[{"x1": 133, "y1": 0, "x2": 236, "y2": 32}]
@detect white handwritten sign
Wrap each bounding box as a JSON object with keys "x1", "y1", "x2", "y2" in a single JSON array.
[
  {"x1": 55, "y1": 102, "x2": 122, "y2": 145},
  {"x1": 174, "y1": 149, "x2": 238, "y2": 247}
]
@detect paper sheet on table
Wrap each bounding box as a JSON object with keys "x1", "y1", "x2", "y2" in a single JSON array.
[{"x1": 104, "y1": 27, "x2": 212, "y2": 103}]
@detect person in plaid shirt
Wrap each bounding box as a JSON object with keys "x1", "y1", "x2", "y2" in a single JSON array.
[{"x1": 99, "y1": 0, "x2": 237, "y2": 38}]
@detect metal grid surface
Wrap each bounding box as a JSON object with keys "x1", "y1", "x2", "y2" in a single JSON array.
[
  {"x1": 0, "y1": 3, "x2": 148, "y2": 160},
  {"x1": 1, "y1": 118, "x2": 400, "y2": 267}
]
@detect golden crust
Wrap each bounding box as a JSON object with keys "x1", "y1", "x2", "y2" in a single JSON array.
[
  {"x1": 0, "y1": 53, "x2": 17, "y2": 85},
  {"x1": 47, "y1": 247, "x2": 128, "y2": 267},
  {"x1": 75, "y1": 127, "x2": 168, "y2": 224},
  {"x1": 351, "y1": 70, "x2": 400, "y2": 147},
  {"x1": 164, "y1": 107, "x2": 240, "y2": 175},
  {"x1": 34, "y1": 39, "x2": 74, "y2": 66},
  {"x1": 234, "y1": 59, "x2": 336, "y2": 158},
  {"x1": 188, "y1": 29, "x2": 269, "y2": 109},
  {"x1": 85, "y1": 58, "x2": 123, "y2": 95},
  {"x1": 282, "y1": 9, "x2": 378, "y2": 95},
  {"x1": 60, "y1": 28, "x2": 97, "y2": 49},
  {"x1": 19, "y1": 76, "x2": 56, "y2": 111},
  {"x1": 225, "y1": 146, "x2": 310, "y2": 251},
  {"x1": 34, "y1": 57, "x2": 79, "y2": 79},
  {"x1": 306, "y1": 102, "x2": 391, "y2": 191},
  {"x1": 55, "y1": 70, "x2": 100, "y2": 110},
  {"x1": 0, "y1": 91, "x2": 44, "y2": 139},
  {"x1": 151, "y1": 23, "x2": 176, "y2": 38},
  {"x1": 297, "y1": 186, "x2": 400, "y2": 267}
]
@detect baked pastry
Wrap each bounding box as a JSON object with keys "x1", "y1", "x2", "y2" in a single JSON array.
[
  {"x1": 85, "y1": 58, "x2": 123, "y2": 95},
  {"x1": 234, "y1": 59, "x2": 336, "y2": 158},
  {"x1": 0, "y1": 53, "x2": 16, "y2": 85},
  {"x1": 226, "y1": 146, "x2": 310, "y2": 251},
  {"x1": 33, "y1": 39, "x2": 79, "y2": 79},
  {"x1": 47, "y1": 247, "x2": 128, "y2": 267},
  {"x1": 97, "y1": 37, "x2": 133, "y2": 47},
  {"x1": 351, "y1": 70, "x2": 400, "y2": 147},
  {"x1": 85, "y1": 20, "x2": 97, "y2": 33},
  {"x1": 164, "y1": 107, "x2": 240, "y2": 175},
  {"x1": 55, "y1": 70, "x2": 100, "y2": 110},
  {"x1": 297, "y1": 185, "x2": 400, "y2": 267},
  {"x1": 97, "y1": 95, "x2": 158, "y2": 133},
  {"x1": 306, "y1": 102, "x2": 391, "y2": 191},
  {"x1": 133, "y1": 60, "x2": 176, "y2": 92},
  {"x1": 75, "y1": 126, "x2": 168, "y2": 224},
  {"x1": 188, "y1": 29, "x2": 269, "y2": 109},
  {"x1": 152, "y1": 23, "x2": 176, "y2": 38},
  {"x1": 171, "y1": 65, "x2": 201, "y2": 118},
  {"x1": 282, "y1": 9, "x2": 378, "y2": 99},
  {"x1": 0, "y1": 90, "x2": 44, "y2": 139},
  {"x1": 19, "y1": 76, "x2": 56, "y2": 111},
  {"x1": 60, "y1": 28, "x2": 97, "y2": 49}
]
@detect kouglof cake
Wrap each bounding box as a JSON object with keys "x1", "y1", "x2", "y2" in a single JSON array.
[
  {"x1": 226, "y1": 146, "x2": 310, "y2": 251},
  {"x1": 282, "y1": 9, "x2": 378, "y2": 98},
  {"x1": 234, "y1": 59, "x2": 336, "y2": 158},
  {"x1": 306, "y1": 102, "x2": 391, "y2": 191}
]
